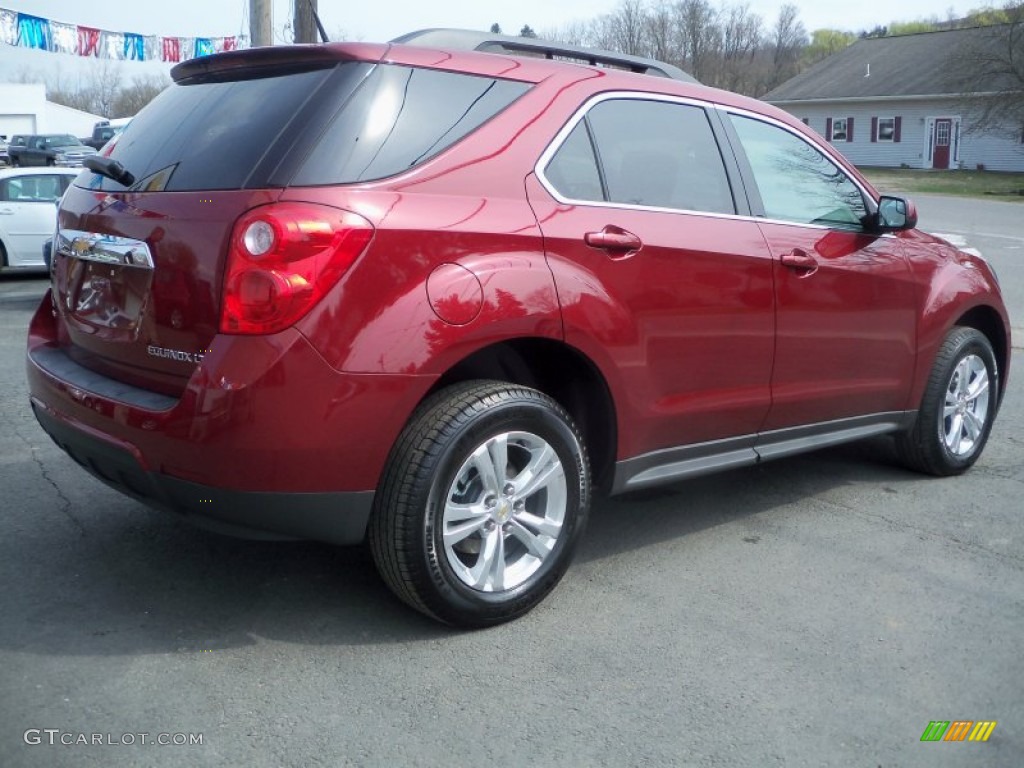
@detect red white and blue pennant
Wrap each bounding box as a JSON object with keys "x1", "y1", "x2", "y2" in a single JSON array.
[{"x1": 0, "y1": 7, "x2": 245, "y2": 62}]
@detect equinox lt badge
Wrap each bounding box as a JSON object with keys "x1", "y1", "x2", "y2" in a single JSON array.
[{"x1": 147, "y1": 345, "x2": 204, "y2": 364}]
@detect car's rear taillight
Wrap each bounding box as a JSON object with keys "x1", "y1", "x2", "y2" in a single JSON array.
[{"x1": 221, "y1": 202, "x2": 373, "y2": 335}]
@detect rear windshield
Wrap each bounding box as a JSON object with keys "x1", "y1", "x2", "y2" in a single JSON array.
[{"x1": 81, "y1": 62, "x2": 530, "y2": 193}]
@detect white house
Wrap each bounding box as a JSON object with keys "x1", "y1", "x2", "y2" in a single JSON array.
[
  {"x1": 0, "y1": 83, "x2": 103, "y2": 139},
  {"x1": 763, "y1": 26, "x2": 1024, "y2": 172}
]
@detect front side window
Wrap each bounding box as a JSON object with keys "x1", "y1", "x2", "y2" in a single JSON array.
[
  {"x1": 544, "y1": 98, "x2": 735, "y2": 215},
  {"x1": 730, "y1": 114, "x2": 868, "y2": 229}
]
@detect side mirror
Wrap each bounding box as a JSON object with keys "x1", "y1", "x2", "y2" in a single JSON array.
[{"x1": 875, "y1": 195, "x2": 917, "y2": 232}]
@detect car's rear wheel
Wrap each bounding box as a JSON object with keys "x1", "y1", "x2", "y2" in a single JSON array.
[
  {"x1": 896, "y1": 326, "x2": 998, "y2": 476},
  {"x1": 369, "y1": 381, "x2": 590, "y2": 627}
]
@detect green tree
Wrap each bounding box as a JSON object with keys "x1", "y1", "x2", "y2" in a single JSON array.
[
  {"x1": 490, "y1": 23, "x2": 502, "y2": 34},
  {"x1": 889, "y1": 21, "x2": 938, "y2": 35},
  {"x1": 520, "y1": 25, "x2": 538, "y2": 38},
  {"x1": 802, "y1": 28, "x2": 856, "y2": 65}
]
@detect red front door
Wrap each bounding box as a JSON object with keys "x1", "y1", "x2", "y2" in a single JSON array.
[{"x1": 933, "y1": 119, "x2": 952, "y2": 169}]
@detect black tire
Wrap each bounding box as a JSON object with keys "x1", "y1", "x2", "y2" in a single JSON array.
[
  {"x1": 896, "y1": 326, "x2": 999, "y2": 476},
  {"x1": 369, "y1": 380, "x2": 590, "y2": 627},
  {"x1": 45, "y1": 158, "x2": 55, "y2": 167}
]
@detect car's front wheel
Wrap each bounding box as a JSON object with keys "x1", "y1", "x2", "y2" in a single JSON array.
[
  {"x1": 369, "y1": 381, "x2": 590, "y2": 627},
  {"x1": 896, "y1": 326, "x2": 998, "y2": 476}
]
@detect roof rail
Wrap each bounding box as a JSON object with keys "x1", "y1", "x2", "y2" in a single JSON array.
[{"x1": 390, "y1": 28, "x2": 698, "y2": 83}]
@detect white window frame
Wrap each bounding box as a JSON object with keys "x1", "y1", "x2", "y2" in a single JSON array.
[
  {"x1": 830, "y1": 118, "x2": 848, "y2": 142},
  {"x1": 876, "y1": 117, "x2": 896, "y2": 142}
]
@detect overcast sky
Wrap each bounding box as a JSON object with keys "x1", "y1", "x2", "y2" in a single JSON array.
[{"x1": 1, "y1": 0, "x2": 979, "y2": 81}]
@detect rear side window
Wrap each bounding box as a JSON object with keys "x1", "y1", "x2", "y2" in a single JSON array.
[
  {"x1": 543, "y1": 98, "x2": 735, "y2": 215},
  {"x1": 292, "y1": 66, "x2": 530, "y2": 185}
]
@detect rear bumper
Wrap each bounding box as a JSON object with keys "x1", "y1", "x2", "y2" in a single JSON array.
[
  {"x1": 32, "y1": 398, "x2": 374, "y2": 544},
  {"x1": 26, "y1": 293, "x2": 436, "y2": 544}
]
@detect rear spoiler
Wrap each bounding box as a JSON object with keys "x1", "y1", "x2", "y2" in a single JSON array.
[{"x1": 172, "y1": 43, "x2": 390, "y2": 84}]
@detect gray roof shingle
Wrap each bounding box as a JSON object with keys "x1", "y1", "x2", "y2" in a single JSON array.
[{"x1": 763, "y1": 25, "x2": 1019, "y2": 102}]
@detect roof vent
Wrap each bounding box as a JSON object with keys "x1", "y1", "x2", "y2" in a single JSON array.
[{"x1": 865, "y1": 62, "x2": 871, "y2": 78}]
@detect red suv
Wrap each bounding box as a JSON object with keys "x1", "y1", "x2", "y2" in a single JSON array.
[{"x1": 27, "y1": 32, "x2": 1010, "y2": 627}]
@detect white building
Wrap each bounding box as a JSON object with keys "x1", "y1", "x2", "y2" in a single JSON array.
[
  {"x1": 0, "y1": 83, "x2": 103, "y2": 140},
  {"x1": 764, "y1": 26, "x2": 1024, "y2": 172}
]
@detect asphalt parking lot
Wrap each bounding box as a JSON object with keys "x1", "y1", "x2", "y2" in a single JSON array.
[{"x1": 1, "y1": 195, "x2": 1021, "y2": 767}]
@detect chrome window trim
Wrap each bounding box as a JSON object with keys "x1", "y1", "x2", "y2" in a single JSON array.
[
  {"x1": 533, "y1": 92, "x2": 886, "y2": 235},
  {"x1": 533, "y1": 91, "x2": 742, "y2": 220}
]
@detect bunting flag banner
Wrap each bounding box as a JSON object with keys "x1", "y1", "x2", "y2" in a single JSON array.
[
  {"x1": 101, "y1": 31, "x2": 125, "y2": 60},
  {"x1": 16, "y1": 13, "x2": 50, "y2": 50},
  {"x1": 77, "y1": 26, "x2": 100, "y2": 57},
  {"x1": 0, "y1": 6, "x2": 247, "y2": 62},
  {"x1": 193, "y1": 37, "x2": 214, "y2": 58},
  {"x1": 49, "y1": 21, "x2": 77, "y2": 55},
  {"x1": 161, "y1": 36, "x2": 182, "y2": 63},
  {"x1": 1, "y1": 8, "x2": 17, "y2": 46},
  {"x1": 144, "y1": 35, "x2": 161, "y2": 62},
  {"x1": 124, "y1": 32, "x2": 144, "y2": 61}
]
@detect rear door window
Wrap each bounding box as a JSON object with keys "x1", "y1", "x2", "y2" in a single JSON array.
[{"x1": 543, "y1": 98, "x2": 736, "y2": 215}]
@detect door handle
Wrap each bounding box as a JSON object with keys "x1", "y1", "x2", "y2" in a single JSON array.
[
  {"x1": 584, "y1": 226, "x2": 642, "y2": 254},
  {"x1": 781, "y1": 248, "x2": 817, "y2": 275}
]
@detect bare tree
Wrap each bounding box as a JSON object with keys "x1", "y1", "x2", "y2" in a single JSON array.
[
  {"x1": 111, "y1": 75, "x2": 170, "y2": 118},
  {"x1": 953, "y1": 4, "x2": 1024, "y2": 140},
  {"x1": 769, "y1": 4, "x2": 806, "y2": 88},
  {"x1": 603, "y1": 0, "x2": 651, "y2": 56},
  {"x1": 674, "y1": 0, "x2": 720, "y2": 82},
  {"x1": 541, "y1": 20, "x2": 596, "y2": 47},
  {"x1": 645, "y1": 2, "x2": 681, "y2": 64},
  {"x1": 718, "y1": 4, "x2": 762, "y2": 91}
]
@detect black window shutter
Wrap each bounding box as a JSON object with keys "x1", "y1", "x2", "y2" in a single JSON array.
[
  {"x1": 894, "y1": 116, "x2": 902, "y2": 143},
  {"x1": 871, "y1": 117, "x2": 878, "y2": 143},
  {"x1": 847, "y1": 117, "x2": 854, "y2": 142}
]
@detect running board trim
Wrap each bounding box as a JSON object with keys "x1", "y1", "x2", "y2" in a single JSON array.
[{"x1": 611, "y1": 411, "x2": 917, "y2": 494}]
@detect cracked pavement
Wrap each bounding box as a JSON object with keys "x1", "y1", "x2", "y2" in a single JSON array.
[{"x1": 1, "y1": 192, "x2": 1023, "y2": 768}]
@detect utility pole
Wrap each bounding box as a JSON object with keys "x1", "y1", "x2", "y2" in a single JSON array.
[
  {"x1": 294, "y1": 0, "x2": 319, "y2": 44},
  {"x1": 249, "y1": 0, "x2": 272, "y2": 47}
]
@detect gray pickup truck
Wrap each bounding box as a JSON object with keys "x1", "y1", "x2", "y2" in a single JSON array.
[{"x1": 6, "y1": 134, "x2": 97, "y2": 167}]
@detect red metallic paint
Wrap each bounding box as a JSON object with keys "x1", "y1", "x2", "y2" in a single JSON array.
[
  {"x1": 26, "y1": 41, "x2": 1011, "y2": 528},
  {"x1": 29, "y1": 297, "x2": 433, "y2": 492},
  {"x1": 525, "y1": 174, "x2": 775, "y2": 458},
  {"x1": 755, "y1": 222, "x2": 918, "y2": 430}
]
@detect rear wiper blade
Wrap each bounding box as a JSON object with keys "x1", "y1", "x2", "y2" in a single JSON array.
[{"x1": 83, "y1": 155, "x2": 136, "y2": 188}]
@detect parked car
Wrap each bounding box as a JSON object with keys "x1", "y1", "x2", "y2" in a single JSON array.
[
  {"x1": 7, "y1": 134, "x2": 96, "y2": 167},
  {"x1": 81, "y1": 117, "x2": 133, "y2": 151},
  {"x1": 0, "y1": 138, "x2": 9, "y2": 166},
  {"x1": 0, "y1": 167, "x2": 77, "y2": 270},
  {"x1": 27, "y1": 31, "x2": 1010, "y2": 627}
]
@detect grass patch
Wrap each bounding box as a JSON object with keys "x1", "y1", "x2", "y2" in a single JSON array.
[{"x1": 859, "y1": 168, "x2": 1024, "y2": 202}]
